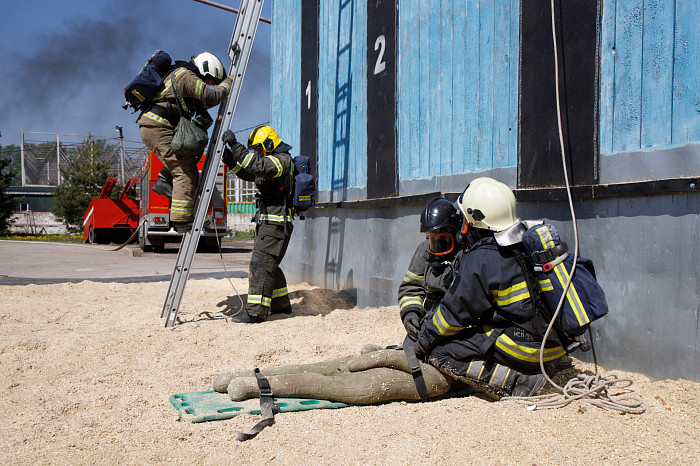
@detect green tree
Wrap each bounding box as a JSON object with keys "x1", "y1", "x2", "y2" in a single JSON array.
[
  {"x1": 0, "y1": 147, "x2": 18, "y2": 232},
  {"x1": 0, "y1": 144, "x2": 21, "y2": 186},
  {"x1": 52, "y1": 139, "x2": 111, "y2": 229}
]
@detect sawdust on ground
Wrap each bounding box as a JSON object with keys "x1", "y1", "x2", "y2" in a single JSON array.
[{"x1": 1, "y1": 278, "x2": 698, "y2": 464}]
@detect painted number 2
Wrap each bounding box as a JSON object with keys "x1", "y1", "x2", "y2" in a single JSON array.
[{"x1": 374, "y1": 35, "x2": 386, "y2": 75}]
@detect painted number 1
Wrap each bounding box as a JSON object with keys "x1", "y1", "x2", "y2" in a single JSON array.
[
  {"x1": 305, "y1": 80, "x2": 311, "y2": 110},
  {"x1": 374, "y1": 35, "x2": 386, "y2": 75}
]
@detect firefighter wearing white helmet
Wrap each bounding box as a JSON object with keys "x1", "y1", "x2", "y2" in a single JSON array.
[
  {"x1": 220, "y1": 126, "x2": 295, "y2": 323},
  {"x1": 414, "y1": 177, "x2": 566, "y2": 400},
  {"x1": 456, "y1": 176, "x2": 519, "y2": 246},
  {"x1": 192, "y1": 52, "x2": 226, "y2": 84},
  {"x1": 137, "y1": 52, "x2": 234, "y2": 231}
]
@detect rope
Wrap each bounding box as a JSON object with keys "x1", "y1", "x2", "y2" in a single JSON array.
[
  {"x1": 503, "y1": 372, "x2": 647, "y2": 414},
  {"x1": 212, "y1": 223, "x2": 246, "y2": 314},
  {"x1": 510, "y1": 1, "x2": 646, "y2": 415}
]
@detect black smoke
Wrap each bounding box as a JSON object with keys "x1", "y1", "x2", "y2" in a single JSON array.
[{"x1": 2, "y1": 0, "x2": 270, "y2": 142}]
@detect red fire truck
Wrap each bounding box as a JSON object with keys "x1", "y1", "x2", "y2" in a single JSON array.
[
  {"x1": 139, "y1": 151, "x2": 227, "y2": 252},
  {"x1": 82, "y1": 177, "x2": 139, "y2": 244}
]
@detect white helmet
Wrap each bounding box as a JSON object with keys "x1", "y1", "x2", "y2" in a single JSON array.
[
  {"x1": 192, "y1": 52, "x2": 226, "y2": 83},
  {"x1": 456, "y1": 177, "x2": 518, "y2": 232}
]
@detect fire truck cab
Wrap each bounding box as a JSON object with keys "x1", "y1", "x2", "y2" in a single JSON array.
[{"x1": 139, "y1": 151, "x2": 227, "y2": 252}]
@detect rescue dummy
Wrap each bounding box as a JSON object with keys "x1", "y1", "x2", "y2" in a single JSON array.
[
  {"x1": 214, "y1": 197, "x2": 463, "y2": 403},
  {"x1": 214, "y1": 345, "x2": 452, "y2": 404}
]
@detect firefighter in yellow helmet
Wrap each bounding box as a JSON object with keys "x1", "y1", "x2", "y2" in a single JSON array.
[
  {"x1": 221, "y1": 126, "x2": 295, "y2": 323},
  {"x1": 138, "y1": 52, "x2": 233, "y2": 232}
]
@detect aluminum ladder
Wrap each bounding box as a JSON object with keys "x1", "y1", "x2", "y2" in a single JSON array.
[{"x1": 162, "y1": 0, "x2": 264, "y2": 327}]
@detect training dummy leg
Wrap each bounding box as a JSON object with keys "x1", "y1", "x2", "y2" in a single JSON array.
[
  {"x1": 213, "y1": 356, "x2": 353, "y2": 392},
  {"x1": 216, "y1": 348, "x2": 453, "y2": 404}
]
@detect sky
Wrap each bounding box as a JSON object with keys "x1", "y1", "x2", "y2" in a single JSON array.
[{"x1": 0, "y1": 0, "x2": 273, "y2": 148}]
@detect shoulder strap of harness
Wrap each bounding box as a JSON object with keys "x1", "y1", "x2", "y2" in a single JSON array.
[
  {"x1": 402, "y1": 335, "x2": 431, "y2": 402},
  {"x1": 510, "y1": 246, "x2": 573, "y2": 349},
  {"x1": 235, "y1": 368, "x2": 280, "y2": 442}
]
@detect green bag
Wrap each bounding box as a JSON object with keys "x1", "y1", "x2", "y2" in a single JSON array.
[{"x1": 170, "y1": 76, "x2": 208, "y2": 156}]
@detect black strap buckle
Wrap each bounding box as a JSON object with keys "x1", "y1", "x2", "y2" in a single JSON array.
[
  {"x1": 236, "y1": 368, "x2": 280, "y2": 441},
  {"x1": 402, "y1": 335, "x2": 431, "y2": 402}
]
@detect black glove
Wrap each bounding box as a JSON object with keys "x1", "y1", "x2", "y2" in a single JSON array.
[
  {"x1": 222, "y1": 129, "x2": 237, "y2": 147},
  {"x1": 222, "y1": 147, "x2": 235, "y2": 169},
  {"x1": 402, "y1": 311, "x2": 422, "y2": 339},
  {"x1": 413, "y1": 339, "x2": 430, "y2": 359}
]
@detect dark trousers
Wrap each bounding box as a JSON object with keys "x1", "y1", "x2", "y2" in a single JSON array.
[{"x1": 246, "y1": 222, "x2": 293, "y2": 317}]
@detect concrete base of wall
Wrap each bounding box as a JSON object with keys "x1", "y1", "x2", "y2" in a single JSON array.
[
  {"x1": 9, "y1": 212, "x2": 68, "y2": 234},
  {"x1": 227, "y1": 213, "x2": 255, "y2": 233},
  {"x1": 8, "y1": 212, "x2": 255, "y2": 236}
]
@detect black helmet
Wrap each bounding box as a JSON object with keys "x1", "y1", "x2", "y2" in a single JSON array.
[
  {"x1": 420, "y1": 197, "x2": 462, "y2": 233},
  {"x1": 420, "y1": 197, "x2": 463, "y2": 257}
]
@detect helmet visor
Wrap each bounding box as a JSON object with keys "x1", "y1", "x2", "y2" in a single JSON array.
[{"x1": 427, "y1": 232, "x2": 455, "y2": 256}]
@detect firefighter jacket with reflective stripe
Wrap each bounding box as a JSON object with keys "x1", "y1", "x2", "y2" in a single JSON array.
[
  {"x1": 137, "y1": 68, "x2": 233, "y2": 128},
  {"x1": 227, "y1": 143, "x2": 294, "y2": 225},
  {"x1": 417, "y1": 237, "x2": 546, "y2": 354},
  {"x1": 398, "y1": 240, "x2": 452, "y2": 321}
]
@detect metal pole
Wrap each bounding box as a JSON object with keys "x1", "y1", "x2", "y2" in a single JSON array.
[
  {"x1": 56, "y1": 133, "x2": 60, "y2": 185},
  {"x1": 116, "y1": 126, "x2": 126, "y2": 182},
  {"x1": 192, "y1": 0, "x2": 271, "y2": 24},
  {"x1": 20, "y1": 132, "x2": 26, "y2": 187}
]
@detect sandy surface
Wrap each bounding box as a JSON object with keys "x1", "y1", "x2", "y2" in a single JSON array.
[{"x1": 1, "y1": 277, "x2": 699, "y2": 465}]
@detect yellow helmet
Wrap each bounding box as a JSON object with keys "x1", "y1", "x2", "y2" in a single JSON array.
[{"x1": 248, "y1": 125, "x2": 282, "y2": 154}]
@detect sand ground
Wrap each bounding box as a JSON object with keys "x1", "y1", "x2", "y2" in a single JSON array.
[{"x1": 1, "y1": 277, "x2": 698, "y2": 465}]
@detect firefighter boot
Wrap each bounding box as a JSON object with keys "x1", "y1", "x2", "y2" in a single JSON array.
[
  {"x1": 446, "y1": 360, "x2": 546, "y2": 401},
  {"x1": 173, "y1": 222, "x2": 193, "y2": 234},
  {"x1": 152, "y1": 175, "x2": 173, "y2": 199},
  {"x1": 231, "y1": 311, "x2": 264, "y2": 323},
  {"x1": 511, "y1": 372, "x2": 547, "y2": 397}
]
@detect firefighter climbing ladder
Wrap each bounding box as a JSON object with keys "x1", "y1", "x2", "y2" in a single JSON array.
[{"x1": 162, "y1": 0, "x2": 264, "y2": 327}]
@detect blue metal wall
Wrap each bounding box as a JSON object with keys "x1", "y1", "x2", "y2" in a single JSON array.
[
  {"x1": 398, "y1": 1, "x2": 519, "y2": 181},
  {"x1": 599, "y1": 0, "x2": 700, "y2": 155},
  {"x1": 270, "y1": 0, "x2": 301, "y2": 154}
]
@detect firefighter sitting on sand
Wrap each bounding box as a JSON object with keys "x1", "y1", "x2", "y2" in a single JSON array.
[{"x1": 213, "y1": 178, "x2": 562, "y2": 403}]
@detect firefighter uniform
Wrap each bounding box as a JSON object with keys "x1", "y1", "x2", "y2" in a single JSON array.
[
  {"x1": 398, "y1": 240, "x2": 453, "y2": 333},
  {"x1": 226, "y1": 142, "x2": 294, "y2": 319},
  {"x1": 138, "y1": 67, "x2": 233, "y2": 222},
  {"x1": 416, "y1": 237, "x2": 567, "y2": 399}
]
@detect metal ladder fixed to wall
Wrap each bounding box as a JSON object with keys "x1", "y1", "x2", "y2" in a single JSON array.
[{"x1": 162, "y1": 0, "x2": 264, "y2": 327}]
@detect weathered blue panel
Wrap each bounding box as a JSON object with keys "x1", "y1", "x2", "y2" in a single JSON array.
[
  {"x1": 418, "y1": 1, "x2": 432, "y2": 179},
  {"x1": 641, "y1": 0, "x2": 674, "y2": 148},
  {"x1": 438, "y1": 2, "x2": 453, "y2": 176},
  {"x1": 270, "y1": 0, "x2": 301, "y2": 150},
  {"x1": 451, "y1": 3, "x2": 468, "y2": 176},
  {"x1": 612, "y1": 0, "x2": 644, "y2": 152},
  {"x1": 599, "y1": 0, "x2": 699, "y2": 155},
  {"x1": 493, "y1": 0, "x2": 516, "y2": 167},
  {"x1": 397, "y1": 3, "x2": 421, "y2": 180},
  {"x1": 464, "y1": 1, "x2": 482, "y2": 171},
  {"x1": 598, "y1": 0, "x2": 616, "y2": 155},
  {"x1": 397, "y1": 0, "x2": 519, "y2": 182},
  {"x1": 673, "y1": 1, "x2": 700, "y2": 145},
  {"x1": 317, "y1": 0, "x2": 367, "y2": 194},
  {"x1": 477, "y1": 0, "x2": 495, "y2": 169}
]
